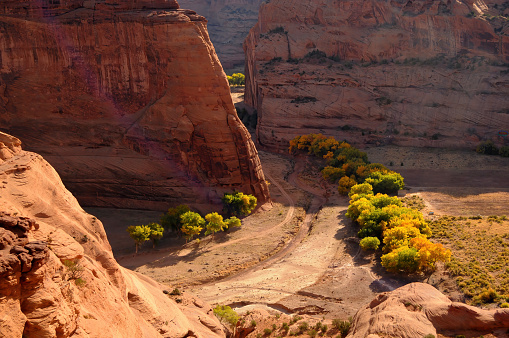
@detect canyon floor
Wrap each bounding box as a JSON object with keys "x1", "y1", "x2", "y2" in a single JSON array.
[{"x1": 88, "y1": 141, "x2": 509, "y2": 325}]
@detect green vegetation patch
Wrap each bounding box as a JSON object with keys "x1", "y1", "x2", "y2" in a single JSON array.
[{"x1": 429, "y1": 216, "x2": 509, "y2": 304}]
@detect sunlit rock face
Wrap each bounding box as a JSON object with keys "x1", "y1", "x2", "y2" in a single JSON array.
[
  {"x1": 244, "y1": 0, "x2": 509, "y2": 151},
  {"x1": 0, "y1": 131, "x2": 226, "y2": 338},
  {"x1": 0, "y1": 0, "x2": 269, "y2": 210}
]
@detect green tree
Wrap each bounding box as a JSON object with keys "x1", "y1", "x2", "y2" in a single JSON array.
[
  {"x1": 365, "y1": 171, "x2": 404, "y2": 194},
  {"x1": 160, "y1": 205, "x2": 190, "y2": 236},
  {"x1": 226, "y1": 73, "x2": 245, "y2": 86},
  {"x1": 213, "y1": 305, "x2": 239, "y2": 336},
  {"x1": 205, "y1": 212, "x2": 226, "y2": 237},
  {"x1": 222, "y1": 192, "x2": 257, "y2": 217},
  {"x1": 126, "y1": 225, "x2": 151, "y2": 253},
  {"x1": 225, "y1": 216, "x2": 242, "y2": 229},
  {"x1": 147, "y1": 222, "x2": 164, "y2": 248},
  {"x1": 180, "y1": 211, "x2": 205, "y2": 242}
]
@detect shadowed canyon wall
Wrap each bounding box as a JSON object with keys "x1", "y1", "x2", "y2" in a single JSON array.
[
  {"x1": 244, "y1": 0, "x2": 509, "y2": 151},
  {"x1": 0, "y1": 0, "x2": 269, "y2": 210},
  {"x1": 0, "y1": 131, "x2": 226, "y2": 337},
  {"x1": 177, "y1": 0, "x2": 264, "y2": 70}
]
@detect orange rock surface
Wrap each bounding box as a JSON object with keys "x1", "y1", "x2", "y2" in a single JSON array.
[
  {"x1": 348, "y1": 282, "x2": 509, "y2": 337},
  {"x1": 244, "y1": 0, "x2": 509, "y2": 151},
  {"x1": 0, "y1": 0, "x2": 269, "y2": 210},
  {"x1": 0, "y1": 131, "x2": 226, "y2": 337}
]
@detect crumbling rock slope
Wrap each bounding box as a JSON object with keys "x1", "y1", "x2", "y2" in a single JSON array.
[
  {"x1": 244, "y1": 0, "x2": 509, "y2": 151},
  {"x1": 0, "y1": 131, "x2": 225, "y2": 337},
  {"x1": 0, "y1": 0, "x2": 269, "y2": 210},
  {"x1": 347, "y1": 282, "x2": 509, "y2": 338}
]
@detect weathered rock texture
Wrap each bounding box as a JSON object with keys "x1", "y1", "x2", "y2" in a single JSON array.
[
  {"x1": 0, "y1": 0, "x2": 269, "y2": 210},
  {"x1": 347, "y1": 282, "x2": 509, "y2": 338},
  {"x1": 0, "y1": 131, "x2": 226, "y2": 338},
  {"x1": 178, "y1": 0, "x2": 264, "y2": 70},
  {"x1": 244, "y1": 0, "x2": 509, "y2": 151}
]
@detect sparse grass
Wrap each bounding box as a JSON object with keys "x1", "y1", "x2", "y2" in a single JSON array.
[
  {"x1": 429, "y1": 216, "x2": 509, "y2": 303},
  {"x1": 401, "y1": 195, "x2": 426, "y2": 211}
]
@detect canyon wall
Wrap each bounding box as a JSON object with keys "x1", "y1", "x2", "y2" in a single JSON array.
[
  {"x1": 244, "y1": 0, "x2": 509, "y2": 151},
  {"x1": 0, "y1": 0, "x2": 269, "y2": 210},
  {"x1": 177, "y1": 0, "x2": 264, "y2": 70},
  {"x1": 0, "y1": 131, "x2": 225, "y2": 337}
]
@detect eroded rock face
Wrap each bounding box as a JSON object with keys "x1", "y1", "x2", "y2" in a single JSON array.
[
  {"x1": 0, "y1": 0, "x2": 269, "y2": 210},
  {"x1": 0, "y1": 131, "x2": 226, "y2": 337},
  {"x1": 244, "y1": 0, "x2": 509, "y2": 151},
  {"x1": 347, "y1": 282, "x2": 509, "y2": 338},
  {"x1": 177, "y1": 0, "x2": 264, "y2": 70}
]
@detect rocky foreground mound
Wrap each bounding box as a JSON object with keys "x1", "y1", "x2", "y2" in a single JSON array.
[
  {"x1": 244, "y1": 0, "x2": 509, "y2": 151},
  {"x1": 0, "y1": 0, "x2": 269, "y2": 210},
  {"x1": 348, "y1": 282, "x2": 509, "y2": 338},
  {"x1": 0, "y1": 131, "x2": 225, "y2": 337}
]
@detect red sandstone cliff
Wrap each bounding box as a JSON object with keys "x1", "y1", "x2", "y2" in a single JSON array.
[
  {"x1": 0, "y1": 131, "x2": 226, "y2": 337},
  {"x1": 244, "y1": 0, "x2": 509, "y2": 151},
  {"x1": 347, "y1": 283, "x2": 509, "y2": 337},
  {"x1": 0, "y1": 0, "x2": 269, "y2": 210}
]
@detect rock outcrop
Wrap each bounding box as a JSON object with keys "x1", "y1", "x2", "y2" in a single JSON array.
[
  {"x1": 177, "y1": 0, "x2": 264, "y2": 70},
  {"x1": 0, "y1": 0, "x2": 269, "y2": 210},
  {"x1": 244, "y1": 0, "x2": 509, "y2": 151},
  {"x1": 0, "y1": 131, "x2": 226, "y2": 337},
  {"x1": 347, "y1": 282, "x2": 509, "y2": 338}
]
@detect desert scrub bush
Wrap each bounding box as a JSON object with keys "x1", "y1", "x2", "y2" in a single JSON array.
[
  {"x1": 500, "y1": 145, "x2": 509, "y2": 157},
  {"x1": 281, "y1": 322, "x2": 290, "y2": 331},
  {"x1": 63, "y1": 259, "x2": 85, "y2": 281},
  {"x1": 251, "y1": 320, "x2": 257, "y2": 327},
  {"x1": 501, "y1": 302, "x2": 509, "y2": 308},
  {"x1": 263, "y1": 328, "x2": 272, "y2": 335},
  {"x1": 308, "y1": 329, "x2": 317, "y2": 337},
  {"x1": 476, "y1": 140, "x2": 499, "y2": 155},
  {"x1": 298, "y1": 321, "x2": 309, "y2": 333},
  {"x1": 332, "y1": 319, "x2": 351, "y2": 335},
  {"x1": 360, "y1": 236, "x2": 380, "y2": 251}
]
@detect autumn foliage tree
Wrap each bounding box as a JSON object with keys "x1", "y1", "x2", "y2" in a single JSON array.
[
  {"x1": 126, "y1": 225, "x2": 151, "y2": 253},
  {"x1": 222, "y1": 192, "x2": 257, "y2": 217},
  {"x1": 346, "y1": 182, "x2": 451, "y2": 274},
  {"x1": 180, "y1": 211, "x2": 205, "y2": 242},
  {"x1": 160, "y1": 204, "x2": 190, "y2": 236}
]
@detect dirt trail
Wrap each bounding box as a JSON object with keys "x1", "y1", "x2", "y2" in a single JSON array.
[{"x1": 188, "y1": 156, "x2": 396, "y2": 317}]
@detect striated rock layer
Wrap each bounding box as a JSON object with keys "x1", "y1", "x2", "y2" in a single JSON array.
[
  {"x1": 0, "y1": 0, "x2": 269, "y2": 210},
  {"x1": 0, "y1": 131, "x2": 226, "y2": 338},
  {"x1": 177, "y1": 0, "x2": 264, "y2": 70},
  {"x1": 347, "y1": 282, "x2": 509, "y2": 338},
  {"x1": 244, "y1": 0, "x2": 509, "y2": 151}
]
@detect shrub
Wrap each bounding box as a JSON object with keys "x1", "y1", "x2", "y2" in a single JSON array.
[
  {"x1": 281, "y1": 322, "x2": 290, "y2": 331},
  {"x1": 263, "y1": 328, "x2": 272, "y2": 335},
  {"x1": 500, "y1": 146, "x2": 509, "y2": 157},
  {"x1": 479, "y1": 288, "x2": 498, "y2": 303},
  {"x1": 476, "y1": 140, "x2": 499, "y2": 155},
  {"x1": 360, "y1": 237, "x2": 380, "y2": 251},
  {"x1": 251, "y1": 320, "x2": 257, "y2": 327},
  {"x1": 298, "y1": 322, "x2": 309, "y2": 333},
  {"x1": 501, "y1": 302, "x2": 509, "y2": 308},
  {"x1": 308, "y1": 329, "x2": 317, "y2": 337},
  {"x1": 332, "y1": 319, "x2": 351, "y2": 336}
]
